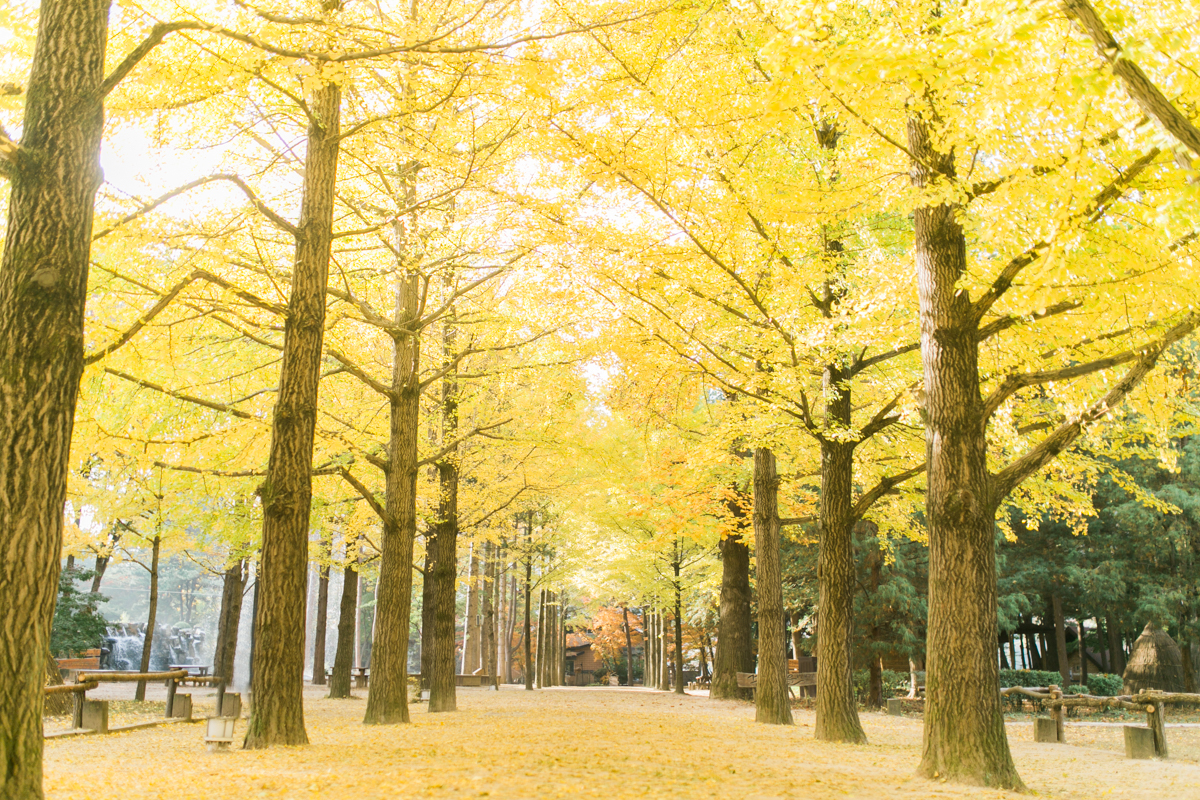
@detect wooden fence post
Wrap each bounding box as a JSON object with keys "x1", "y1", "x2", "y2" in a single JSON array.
[
  {"x1": 1148, "y1": 701, "x2": 1169, "y2": 758},
  {"x1": 1049, "y1": 686, "x2": 1064, "y2": 743}
]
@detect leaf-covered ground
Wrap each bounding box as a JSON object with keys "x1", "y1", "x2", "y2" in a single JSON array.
[{"x1": 44, "y1": 686, "x2": 1200, "y2": 798}]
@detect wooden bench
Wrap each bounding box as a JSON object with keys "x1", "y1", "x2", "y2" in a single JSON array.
[
  {"x1": 736, "y1": 671, "x2": 817, "y2": 697},
  {"x1": 456, "y1": 673, "x2": 494, "y2": 687}
]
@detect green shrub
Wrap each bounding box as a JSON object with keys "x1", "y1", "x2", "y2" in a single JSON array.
[
  {"x1": 852, "y1": 668, "x2": 910, "y2": 701},
  {"x1": 1087, "y1": 674, "x2": 1123, "y2": 696},
  {"x1": 51, "y1": 566, "x2": 108, "y2": 658},
  {"x1": 998, "y1": 669, "x2": 1062, "y2": 688}
]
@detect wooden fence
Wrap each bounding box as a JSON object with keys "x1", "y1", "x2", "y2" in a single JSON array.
[{"x1": 1011, "y1": 684, "x2": 1200, "y2": 759}]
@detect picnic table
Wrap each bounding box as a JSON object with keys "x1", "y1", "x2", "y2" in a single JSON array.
[{"x1": 354, "y1": 667, "x2": 369, "y2": 688}]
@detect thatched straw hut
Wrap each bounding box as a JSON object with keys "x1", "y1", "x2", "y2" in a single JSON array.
[{"x1": 1123, "y1": 623, "x2": 1185, "y2": 694}]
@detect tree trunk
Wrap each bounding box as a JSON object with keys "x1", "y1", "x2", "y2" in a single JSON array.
[
  {"x1": 135, "y1": 535, "x2": 161, "y2": 701},
  {"x1": 908, "y1": 116, "x2": 1020, "y2": 789},
  {"x1": 815, "y1": 404, "x2": 865, "y2": 741},
  {"x1": 426, "y1": 297, "x2": 460, "y2": 713},
  {"x1": 712, "y1": 528, "x2": 754, "y2": 700},
  {"x1": 0, "y1": 0, "x2": 109, "y2": 792},
  {"x1": 43, "y1": 645, "x2": 70, "y2": 716},
  {"x1": 868, "y1": 656, "x2": 884, "y2": 709},
  {"x1": 89, "y1": 532, "x2": 115, "y2": 595},
  {"x1": 790, "y1": 612, "x2": 804, "y2": 668},
  {"x1": 698, "y1": 634, "x2": 710, "y2": 683},
  {"x1": 662, "y1": 609, "x2": 672, "y2": 690},
  {"x1": 1052, "y1": 595, "x2": 1069, "y2": 690},
  {"x1": 647, "y1": 609, "x2": 656, "y2": 689},
  {"x1": 420, "y1": 557, "x2": 433, "y2": 689},
  {"x1": 246, "y1": 82, "x2": 341, "y2": 749},
  {"x1": 462, "y1": 545, "x2": 480, "y2": 674},
  {"x1": 1107, "y1": 613, "x2": 1126, "y2": 676},
  {"x1": 363, "y1": 259, "x2": 422, "y2": 725},
  {"x1": 674, "y1": 564, "x2": 686, "y2": 695},
  {"x1": 523, "y1": 553, "x2": 533, "y2": 690},
  {"x1": 357, "y1": 578, "x2": 375, "y2": 669},
  {"x1": 548, "y1": 592, "x2": 556, "y2": 686},
  {"x1": 213, "y1": 560, "x2": 247, "y2": 684},
  {"x1": 311, "y1": 555, "x2": 330, "y2": 686},
  {"x1": 506, "y1": 572, "x2": 518, "y2": 684},
  {"x1": 1080, "y1": 620, "x2": 1089, "y2": 686},
  {"x1": 753, "y1": 448, "x2": 793, "y2": 725},
  {"x1": 535, "y1": 587, "x2": 546, "y2": 688},
  {"x1": 426, "y1": 498, "x2": 458, "y2": 712},
  {"x1": 481, "y1": 541, "x2": 496, "y2": 684},
  {"x1": 490, "y1": 547, "x2": 502, "y2": 688},
  {"x1": 328, "y1": 561, "x2": 358, "y2": 699},
  {"x1": 1181, "y1": 631, "x2": 1196, "y2": 693},
  {"x1": 623, "y1": 606, "x2": 635, "y2": 686}
]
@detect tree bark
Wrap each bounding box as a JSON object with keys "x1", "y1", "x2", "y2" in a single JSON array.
[
  {"x1": 420, "y1": 557, "x2": 433, "y2": 688},
  {"x1": 548, "y1": 592, "x2": 557, "y2": 686},
  {"x1": 328, "y1": 561, "x2": 358, "y2": 699},
  {"x1": 135, "y1": 535, "x2": 161, "y2": 701},
  {"x1": 1106, "y1": 613, "x2": 1125, "y2": 676},
  {"x1": 43, "y1": 645, "x2": 70, "y2": 716},
  {"x1": 213, "y1": 559, "x2": 247, "y2": 684},
  {"x1": 623, "y1": 606, "x2": 635, "y2": 686},
  {"x1": 1080, "y1": 619, "x2": 1089, "y2": 686},
  {"x1": 815, "y1": 380, "x2": 866, "y2": 742},
  {"x1": 524, "y1": 551, "x2": 533, "y2": 690},
  {"x1": 462, "y1": 545, "x2": 480, "y2": 674},
  {"x1": 506, "y1": 572, "x2": 518, "y2": 684},
  {"x1": 655, "y1": 610, "x2": 663, "y2": 689},
  {"x1": 1052, "y1": 594, "x2": 1069, "y2": 690},
  {"x1": 490, "y1": 547, "x2": 502, "y2": 688},
  {"x1": 425, "y1": 505, "x2": 458, "y2": 711},
  {"x1": 908, "y1": 116, "x2": 1020, "y2": 788},
  {"x1": 712, "y1": 522, "x2": 754, "y2": 700},
  {"x1": 481, "y1": 541, "x2": 496, "y2": 683},
  {"x1": 868, "y1": 656, "x2": 884, "y2": 709},
  {"x1": 790, "y1": 612, "x2": 803, "y2": 668},
  {"x1": 0, "y1": 0, "x2": 109, "y2": 792},
  {"x1": 245, "y1": 81, "x2": 341, "y2": 749},
  {"x1": 674, "y1": 576, "x2": 686, "y2": 694},
  {"x1": 535, "y1": 587, "x2": 546, "y2": 688},
  {"x1": 89, "y1": 529, "x2": 118, "y2": 595},
  {"x1": 753, "y1": 448, "x2": 793, "y2": 725},
  {"x1": 647, "y1": 609, "x2": 657, "y2": 689},
  {"x1": 657, "y1": 608, "x2": 669, "y2": 691},
  {"x1": 363, "y1": 258, "x2": 422, "y2": 724},
  {"x1": 311, "y1": 553, "x2": 330, "y2": 686},
  {"x1": 426, "y1": 295, "x2": 460, "y2": 713}
]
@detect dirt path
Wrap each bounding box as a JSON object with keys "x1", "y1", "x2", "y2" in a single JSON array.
[{"x1": 43, "y1": 686, "x2": 1200, "y2": 799}]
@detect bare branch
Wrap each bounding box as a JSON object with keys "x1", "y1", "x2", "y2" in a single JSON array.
[
  {"x1": 850, "y1": 463, "x2": 926, "y2": 521},
  {"x1": 1063, "y1": 0, "x2": 1200, "y2": 158},
  {"x1": 102, "y1": 22, "x2": 211, "y2": 97},
  {"x1": 103, "y1": 367, "x2": 256, "y2": 419},
  {"x1": 417, "y1": 420, "x2": 512, "y2": 468},
  {"x1": 85, "y1": 271, "x2": 210, "y2": 365},
  {"x1": 337, "y1": 467, "x2": 389, "y2": 525},
  {"x1": 325, "y1": 348, "x2": 395, "y2": 400},
  {"x1": 93, "y1": 176, "x2": 236, "y2": 240},
  {"x1": 972, "y1": 148, "x2": 1161, "y2": 321},
  {"x1": 977, "y1": 299, "x2": 1083, "y2": 342},
  {"x1": 989, "y1": 311, "x2": 1200, "y2": 504}
]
